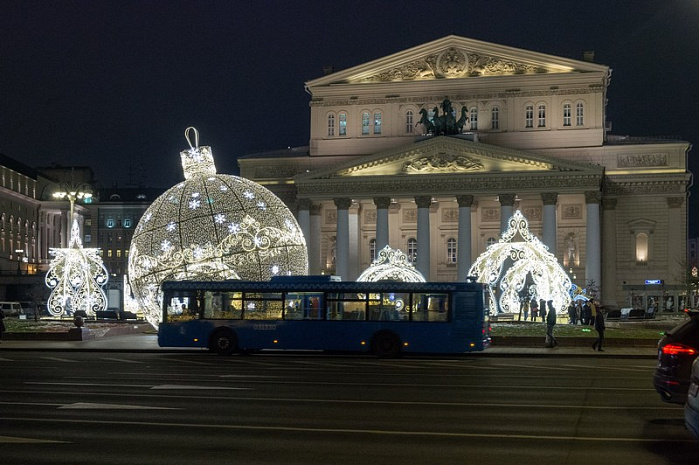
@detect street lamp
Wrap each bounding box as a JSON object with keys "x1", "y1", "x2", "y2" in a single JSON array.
[
  {"x1": 52, "y1": 188, "x2": 92, "y2": 221},
  {"x1": 15, "y1": 248, "x2": 24, "y2": 275}
]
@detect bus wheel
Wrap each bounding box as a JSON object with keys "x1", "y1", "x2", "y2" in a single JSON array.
[
  {"x1": 371, "y1": 331, "x2": 401, "y2": 358},
  {"x1": 209, "y1": 330, "x2": 238, "y2": 356}
]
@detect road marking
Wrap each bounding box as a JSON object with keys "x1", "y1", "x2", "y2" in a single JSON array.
[
  {"x1": 563, "y1": 363, "x2": 651, "y2": 372},
  {"x1": 58, "y1": 402, "x2": 180, "y2": 410},
  {"x1": 100, "y1": 357, "x2": 146, "y2": 364},
  {"x1": 150, "y1": 384, "x2": 250, "y2": 390},
  {"x1": 160, "y1": 357, "x2": 212, "y2": 366},
  {"x1": 26, "y1": 382, "x2": 153, "y2": 388},
  {"x1": 0, "y1": 357, "x2": 14, "y2": 361},
  {"x1": 0, "y1": 435, "x2": 70, "y2": 444},
  {"x1": 0, "y1": 417, "x2": 693, "y2": 443},
  {"x1": 40, "y1": 356, "x2": 78, "y2": 363}
]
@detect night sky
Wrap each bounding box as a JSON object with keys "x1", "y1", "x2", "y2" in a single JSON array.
[{"x1": 1, "y1": 1, "x2": 698, "y2": 229}]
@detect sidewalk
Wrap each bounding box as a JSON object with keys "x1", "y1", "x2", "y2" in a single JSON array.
[{"x1": 0, "y1": 332, "x2": 658, "y2": 357}]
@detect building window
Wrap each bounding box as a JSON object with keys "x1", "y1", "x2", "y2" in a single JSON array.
[
  {"x1": 369, "y1": 238, "x2": 377, "y2": 262},
  {"x1": 374, "y1": 112, "x2": 382, "y2": 134},
  {"x1": 106, "y1": 218, "x2": 115, "y2": 228},
  {"x1": 486, "y1": 237, "x2": 497, "y2": 248},
  {"x1": 563, "y1": 103, "x2": 572, "y2": 126},
  {"x1": 407, "y1": 238, "x2": 417, "y2": 263},
  {"x1": 576, "y1": 103, "x2": 584, "y2": 126},
  {"x1": 469, "y1": 107, "x2": 478, "y2": 130},
  {"x1": 84, "y1": 234, "x2": 91, "y2": 243},
  {"x1": 85, "y1": 219, "x2": 92, "y2": 227},
  {"x1": 446, "y1": 238, "x2": 457, "y2": 264},
  {"x1": 107, "y1": 250, "x2": 113, "y2": 258},
  {"x1": 116, "y1": 249, "x2": 122, "y2": 258},
  {"x1": 491, "y1": 106, "x2": 499, "y2": 129},
  {"x1": 636, "y1": 233, "x2": 649, "y2": 263},
  {"x1": 405, "y1": 110, "x2": 413, "y2": 133},
  {"x1": 525, "y1": 105, "x2": 534, "y2": 128},
  {"x1": 123, "y1": 218, "x2": 131, "y2": 228},
  {"x1": 538, "y1": 104, "x2": 546, "y2": 127},
  {"x1": 362, "y1": 112, "x2": 370, "y2": 135},
  {"x1": 327, "y1": 114, "x2": 335, "y2": 137},
  {"x1": 338, "y1": 112, "x2": 347, "y2": 136}
]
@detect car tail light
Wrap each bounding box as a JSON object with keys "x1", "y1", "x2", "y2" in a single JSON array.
[{"x1": 661, "y1": 343, "x2": 697, "y2": 356}]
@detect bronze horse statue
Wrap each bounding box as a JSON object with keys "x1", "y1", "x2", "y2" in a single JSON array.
[
  {"x1": 416, "y1": 108, "x2": 435, "y2": 134},
  {"x1": 456, "y1": 107, "x2": 468, "y2": 133}
]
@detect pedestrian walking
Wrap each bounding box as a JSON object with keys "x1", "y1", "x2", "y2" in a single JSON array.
[
  {"x1": 540, "y1": 299, "x2": 547, "y2": 322},
  {"x1": 0, "y1": 307, "x2": 5, "y2": 343},
  {"x1": 589, "y1": 298, "x2": 597, "y2": 326},
  {"x1": 592, "y1": 307, "x2": 606, "y2": 351},
  {"x1": 582, "y1": 300, "x2": 591, "y2": 325},
  {"x1": 545, "y1": 300, "x2": 557, "y2": 348},
  {"x1": 522, "y1": 300, "x2": 530, "y2": 321},
  {"x1": 530, "y1": 299, "x2": 538, "y2": 321}
]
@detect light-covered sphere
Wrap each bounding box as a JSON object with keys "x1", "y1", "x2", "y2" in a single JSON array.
[{"x1": 128, "y1": 129, "x2": 308, "y2": 327}]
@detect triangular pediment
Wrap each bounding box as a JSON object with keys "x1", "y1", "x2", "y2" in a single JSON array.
[
  {"x1": 306, "y1": 35, "x2": 608, "y2": 87},
  {"x1": 295, "y1": 136, "x2": 604, "y2": 181}
]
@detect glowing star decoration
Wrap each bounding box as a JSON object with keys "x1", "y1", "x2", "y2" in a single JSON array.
[
  {"x1": 128, "y1": 127, "x2": 308, "y2": 328},
  {"x1": 45, "y1": 219, "x2": 109, "y2": 317},
  {"x1": 468, "y1": 210, "x2": 572, "y2": 316},
  {"x1": 356, "y1": 246, "x2": 426, "y2": 282}
]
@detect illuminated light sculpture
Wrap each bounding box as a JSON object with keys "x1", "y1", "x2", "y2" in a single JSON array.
[
  {"x1": 468, "y1": 210, "x2": 572, "y2": 316},
  {"x1": 45, "y1": 219, "x2": 109, "y2": 317},
  {"x1": 356, "y1": 246, "x2": 426, "y2": 282},
  {"x1": 128, "y1": 128, "x2": 308, "y2": 328}
]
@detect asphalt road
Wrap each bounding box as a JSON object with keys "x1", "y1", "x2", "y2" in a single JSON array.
[{"x1": 0, "y1": 352, "x2": 697, "y2": 465}]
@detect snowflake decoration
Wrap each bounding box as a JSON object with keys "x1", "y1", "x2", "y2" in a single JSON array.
[
  {"x1": 189, "y1": 199, "x2": 201, "y2": 209},
  {"x1": 215, "y1": 213, "x2": 226, "y2": 224}
]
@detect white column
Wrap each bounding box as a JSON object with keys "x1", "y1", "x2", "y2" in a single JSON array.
[
  {"x1": 348, "y1": 204, "x2": 360, "y2": 279},
  {"x1": 667, "y1": 197, "x2": 685, "y2": 284},
  {"x1": 457, "y1": 195, "x2": 474, "y2": 280},
  {"x1": 585, "y1": 191, "x2": 602, "y2": 290},
  {"x1": 297, "y1": 199, "x2": 311, "y2": 249},
  {"x1": 602, "y1": 198, "x2": 617, "y2": 308},
  {"x1": 374, "y1": 197, "x2": 391, "y2": 251},
  {"x1": 415, "y1": 195, "x2": 432, "y2": 280},
  {"x1": 499, "y1": 193, "x2": 516, "y2": 233},
  {"x1": 541, "y1": 192, "x2": 558, "y2": 255},
  {"x1": 334, "y1": 198, "x2": 352, "y2": 280},
  {"x1": 309, "y1": 204, "x2": 322, "y2": 275}
]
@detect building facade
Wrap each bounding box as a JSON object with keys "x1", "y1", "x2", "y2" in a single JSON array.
[{"x1": 238, "y1": 36, "x2": 692, "y2": 312}]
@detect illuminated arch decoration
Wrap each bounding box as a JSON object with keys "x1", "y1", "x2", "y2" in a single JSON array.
[
  {"x1": 45, "y1": 219, "x2": 109, "y2": 317},
  {"x1": 356, "y1": 246, "x2": 426, "y2": 282},
  {"x1": 128, "y1": 128, "x2": 308, "y2": 328},
  {"x1": 468, "y1": 210, "x2": 571, "y2": 315}
]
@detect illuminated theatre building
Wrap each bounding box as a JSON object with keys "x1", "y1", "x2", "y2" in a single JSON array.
[{"x1": 238, "y1": 35, "x2": 692, "y2": 312}]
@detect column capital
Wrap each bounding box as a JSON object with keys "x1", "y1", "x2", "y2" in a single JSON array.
[
  {"x1": 602, "y1": 198, "x2": 617, "y2": 210},
  {"x1": 297, "y1": 199, "x2": 311, "y2": 210},
  {"x1": 540, "y1": 192, "x2": 558, "y2": 205},
  {"x1": 667, "y1": 196, "x2": 685, "y2": 208},
  {"x1": 333, "y1": 198, "x2": 352, "y2": 210},
  {"x1": 456, "y1": 195, "x2": 475, "y2": 208},
  {"x1": 498, "y1": 193, "x2": 516, "y2": 207},
  {"x1": 414, "y1": 196, "x2": 432, "y2": 209},
  {"x1": 584, "y1": 191, "x2": 602, "y2": 204},
  {"x1": 310, "y1": 204, "x2": 322, "y2": 216},
  {"x1": 374, "y1": 197, "x2": 392, "y2": 209}
]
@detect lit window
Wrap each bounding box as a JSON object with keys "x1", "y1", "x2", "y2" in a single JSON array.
[
  {"x1": 447, "y1": 238, "x2": 457, "y2": 264},
  {"x1": 116, "y1": 249, "x2": 122, "y2": 258},
  {"x1": 636, "y1": 233, "x2": 649, "y2": 263},
  {"x1": 491, "y1": 106, "x2": 499, "y2": 129},
  {"x1": 470, "y1": 108, "x2": 478, "y2": 130},
  {"x1": 106, "y1": 218, "x2": 115, "y2": 228},
  {"x1": 107, "y1": 250, "x2": 113, "y2": 258},
  {"x1": 576, "y1": 102, "x2": 584, "y2": 126},
  {"x1": 407, "y1": 238, "x2": 417, "y2": 263},
  {"x1": 525, "y1": 105, "x2": 534, "y2": 128},
  {"x1": 327, "y1": 114, "x2": 335, "y2": 137},
  {"x1": 374, "y1": 112, "x2": 382, "y2": 134},
  {"x1": 369, "y1": 238, "x2": 377, "y2": 261},
  {"x1": 538, "y1": 104, "x2": 546, "y2": 127},
  {"x1": 338, "y1": 113, "x2": 347, "y2": 136},
  {"x1": 405, "y1": 110, "x2": 413, "y2": 133},
  {"x1": 362, "y1": 112, "x2": 370, "y2": 135},
  {"x1": 563, "y1": 103, "x2": 572, "y2": 126},
  {"x1": 123, "y1": 218, "x2": 131, "y2": 228},
  {"x1": 84, "y1": 234, "x2": 91, "y2": 243}
]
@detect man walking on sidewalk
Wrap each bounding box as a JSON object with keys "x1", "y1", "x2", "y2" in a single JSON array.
[
  {"x1": 592, "y1": 307, "x2": 606, "y2": 351},
  {"x1": 545, "y1": 300, "x2": 557, "y2": 348}
]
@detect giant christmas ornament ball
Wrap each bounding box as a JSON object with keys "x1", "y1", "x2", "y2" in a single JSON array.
[{"x1": 128, "y1": 128, "x2": 308, "y2": 327}]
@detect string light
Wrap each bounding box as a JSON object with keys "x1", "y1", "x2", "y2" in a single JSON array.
[
  {"x1": 128, "y1": 128, "x2": 308, "y2": 328},
  {"x1": 356, "y1": 246, "x2": 426, "y2": 282},
  {"x1": 469, "y1": 210, "x2": 572, "y2": 315}
]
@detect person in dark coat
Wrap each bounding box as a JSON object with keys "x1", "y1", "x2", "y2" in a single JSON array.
[
  {"x1": 530, "y1": 299, "x2": 538, "y2": 321},
  {"x1": 545, "y1": 300, "x2": 557, "y2": 348},
  {"x1": 540, "y1": 299, "x2": 547, "y2": 322},
  {"x1": 592, "y1": 307, "x2": 606, "y2": 351}
]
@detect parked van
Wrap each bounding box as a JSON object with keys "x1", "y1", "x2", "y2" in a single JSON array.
[{"x1": 0, "y1": 301, "x2": 23, "y2": 316}]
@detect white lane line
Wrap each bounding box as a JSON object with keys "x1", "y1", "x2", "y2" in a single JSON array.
[
  {"x1": 150, "y1": 384, "x2": 250, "y2": 390},
  {"x1": 161, "y1": 358, "x2": 212, "y2": 366},
  {"x1": 0, "y1": 417, "x2": 693, "y2": 443},
  {"x1": 489, "y1": 363, "x2": 577, "y2": 371},
  {"x1": 563, "y1": 364, "x2": 651, "y2": 372},
  {"x1": 58, "y1": 402, "x2": 181, "y2": 410},
  {"x1": 100, "y1": 357, "x2": 146, "y2": 364},
  {"x1": 0, "y1": 435, "x2": 70, "y2": 444},
  {"x1": 40, "y1": 356, "x2": 78, "y2": 363},
  {"x1": 26, "y1": 382, "x2": 153, "y2": 388},
  {"x1": 0, "y1": 357, "x2": 15, "y2": 361}
]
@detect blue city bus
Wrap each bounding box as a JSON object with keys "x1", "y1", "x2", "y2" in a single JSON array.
[{"x1": 158, "y1": 276, "x2": 490, "y2": 356}]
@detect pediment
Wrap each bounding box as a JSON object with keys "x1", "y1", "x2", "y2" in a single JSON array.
[
  {"x1": 306, "y1": 35, "x2": 608, "y2": 87},
  {"x1": 296, "y1": 136, "x2": 604, "y2": 181}
]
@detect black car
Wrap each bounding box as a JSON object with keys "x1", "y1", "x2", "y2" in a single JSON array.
[{"x1": 653, "y1": 309, "x2": 699, "y2": 403}]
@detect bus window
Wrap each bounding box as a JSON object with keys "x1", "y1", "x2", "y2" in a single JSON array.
[
  {"x1": 243, "y1": 293, "x2": 283, "y2": 320},
  {"x1": 327, "y1": 300, "x2": 365, "y2": 320},
  {"x1": 203, "y1": 291, "x2": 243, "y2": 319},
  {"x1": 166, "y1": 293, "x2": 199, "y2": 322},
  {"x1": 284, "y1": 292, "x2": 322, "y2": 320},
  {"x1": 412, "y1": 293, "x2": 449, "y2": 322}
]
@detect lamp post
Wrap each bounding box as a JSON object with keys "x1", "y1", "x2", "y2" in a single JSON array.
[
  {"x1": 52, "y1": 189, "x2": 92, "y2": 221},
  {"x1": 15, "y1": 248, "x2": 24, "y2": 275}
]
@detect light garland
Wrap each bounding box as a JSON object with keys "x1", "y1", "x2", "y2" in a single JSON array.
[
  {"x1": 128, "y1": 128, "x2": 308, "y2": 328},
  {"x1": 45, "y1": 219, "x2": 109, "y2": 317},
  {"x1": 468, "y1": 210, "x2": 572, "y2": 315},
  {"x1": 356, "y1": 246, "x2": 426, "y2": 282}
]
